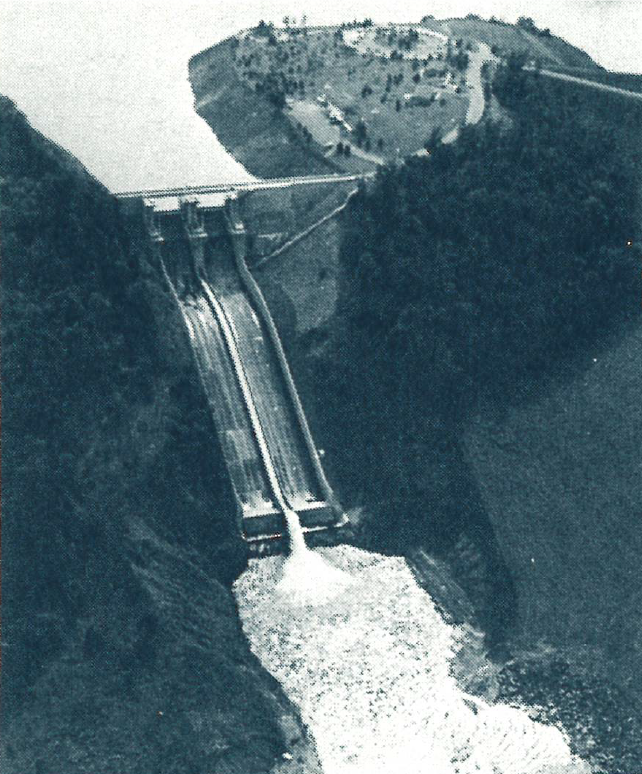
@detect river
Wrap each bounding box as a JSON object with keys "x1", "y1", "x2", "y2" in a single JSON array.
[{"x1": 235, "y1": 542, "x2": 591, "y2": 774}]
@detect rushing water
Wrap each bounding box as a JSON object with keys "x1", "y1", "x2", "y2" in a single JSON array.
[{"x1": 235, "y1": 536, "x2": 591, "y2": 774}]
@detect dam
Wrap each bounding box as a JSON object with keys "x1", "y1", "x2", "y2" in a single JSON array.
[
  {"x1": 127, "y1": 175, "x2": 358, "y2": 546},
  {"x1": 130, "y1": 175, "x2": 593, "y2": 767}
]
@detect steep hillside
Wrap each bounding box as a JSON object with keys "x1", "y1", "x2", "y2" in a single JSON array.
[
  {"x1": 0, "y1": 96, "x2": 318, "y2": 774},
  {"x1": 189, "y1": 38, "x2": 339, "y2": 178},
  {"x1": 466, "y1": 317, "x2": 642, "y2": 694},
  {"x1": 255, "y1": 59, "x2": 642, "y2": 771}
]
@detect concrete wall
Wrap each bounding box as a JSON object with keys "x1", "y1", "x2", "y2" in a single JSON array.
[{"x1": 254, "y1": 212, "x2": 344, "y2": 335}]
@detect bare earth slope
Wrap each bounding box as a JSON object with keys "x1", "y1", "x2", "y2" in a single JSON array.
[{"x1": 189, "y1": 39, "x2": 337, "y2": 179}]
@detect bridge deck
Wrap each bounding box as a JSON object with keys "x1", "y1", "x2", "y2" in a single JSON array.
[{"x1": 115, "y1": 172, "x2": 371, "y2": 203}]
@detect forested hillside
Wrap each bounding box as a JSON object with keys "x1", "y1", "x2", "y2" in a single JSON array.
[
  {"x1": 0, "y1": 95, "x2": 316, "y2": 774},
  {"x1": 286, "y1": 59, "x2": 642, "y2": 771},
  {"x1": 336, "y1": 55, "x2": 639, "y2": 422}
]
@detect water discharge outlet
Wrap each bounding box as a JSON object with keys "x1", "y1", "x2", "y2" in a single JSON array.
[{"x1": 140, "y1": 181, "x2": 592, "y2": 774}]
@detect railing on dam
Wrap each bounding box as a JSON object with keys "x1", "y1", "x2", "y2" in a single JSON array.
[
  {"x1": 142, "y1": 191, "x2": 346, "y2": 547},
  {"x1": 114, "y1": 172, "x2": 372, "y2": 204}
]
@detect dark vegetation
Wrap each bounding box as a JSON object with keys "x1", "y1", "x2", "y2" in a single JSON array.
[
  {"x1": 314, "y1": 53, "x2": 640, "y2": 537},
  {"x1": 330, "y1": 53, "x2": 639, "y2": 440},
  {"x1": 0, "y1": 96, "x2": 312, "y2": 773}
]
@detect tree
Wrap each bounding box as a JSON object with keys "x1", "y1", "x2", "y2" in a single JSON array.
[
  {"x1": 423, "y1": 126, "x2": 442, "y2": 151},
  {"x1": 355, "y1": 119, "x2": 368, "y2": 145},
  {"x1": 255, "y1": 19, "x2": 273, "y2": 37},
  {"x1": 516, "y1": 16, "x2": 538, "y2": 33}
]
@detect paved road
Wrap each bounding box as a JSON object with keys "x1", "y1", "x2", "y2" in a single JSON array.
[
  {"x1": 535, "y1": 68, "x2": 642, "y2": 101},
  {"x1": 442, "y1": 42, "x2": 497, "y2": 145},
  {"x1": 115, "y1": 172, "x2": 371, "y2": 200}
]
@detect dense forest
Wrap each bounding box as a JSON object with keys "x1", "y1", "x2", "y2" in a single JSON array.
[
  {"x1": 337, "y1": 55, "x2": 639, "y2": 419},
  {"x1": 315, "y1": 55, "x2": 640, "y2": 528},
  {"x1": 1, "y1": 96, "x2": 312, "y2": 773}
]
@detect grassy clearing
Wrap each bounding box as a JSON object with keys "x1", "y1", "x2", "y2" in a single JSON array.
[{"x1": 233, "y1": 25, "x2": 470, "y2": 159}]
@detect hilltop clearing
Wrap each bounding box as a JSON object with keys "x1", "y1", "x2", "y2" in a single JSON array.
[
  {"x1": 191, "y1": 20, "x2": 480, "y2": 176},
  {"x1": 190, "y1": 17, "x2": 602, "y2": 177},
  {"x1": 422, "y1": 14, "x2": 600, "y2": 69}
]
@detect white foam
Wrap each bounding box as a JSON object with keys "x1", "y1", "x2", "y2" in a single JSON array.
[
  {"x1": 276, "y1": 510, "x2": 354, "y2": 607},
  {"x1": 234, "y1": 544, "x2": 591, "y2": 774}
]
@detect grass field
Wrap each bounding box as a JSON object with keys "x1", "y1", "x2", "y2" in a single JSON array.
[
  {"x1": 191, "y1": 19, "x2": 607, "y2": 178},
  {"x1": 233, "y1": 26, "x2": 469, "y2": 159}
]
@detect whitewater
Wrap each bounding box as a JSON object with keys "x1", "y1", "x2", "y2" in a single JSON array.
[{"x1": 234, "y1": 522, "x2": 591, "y2": 774}]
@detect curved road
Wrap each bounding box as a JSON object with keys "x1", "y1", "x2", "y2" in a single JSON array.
[{"x1": 442, "y1": 42, "x2": 497, "y2": 145}]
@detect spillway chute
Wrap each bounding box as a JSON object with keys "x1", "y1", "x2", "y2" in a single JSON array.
[{"x1": 143, "y1": 193, "x2": 346, "y2": 552}]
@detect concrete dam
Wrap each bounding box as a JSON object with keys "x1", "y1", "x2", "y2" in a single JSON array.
[{"x1": 125, "y1": 175, "x2": 359, "y2": 546}]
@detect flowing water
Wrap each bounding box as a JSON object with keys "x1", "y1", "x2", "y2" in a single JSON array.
[{"x1": 234, "y1": 524, "x2": 592, "y2": 774}]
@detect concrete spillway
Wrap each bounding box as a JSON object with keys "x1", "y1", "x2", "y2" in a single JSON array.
[
  {"x1": 146, "y1": 192, "x2": 343, "y2": 545},
  {"x1": 140, "y1": 183, "x2": 591, "y2": 772}
]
